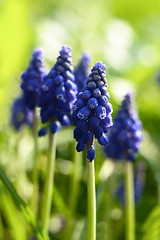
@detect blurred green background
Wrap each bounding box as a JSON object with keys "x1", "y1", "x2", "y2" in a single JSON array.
[
  {"x1": 0, "y1": 0, "x2": 160, "y2": 239},
  {"x1": 0, "y1": 0, "x2": 160, "y2": 123}
]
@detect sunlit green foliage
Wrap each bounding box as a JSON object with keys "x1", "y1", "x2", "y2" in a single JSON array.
[{"x1": 0, "y1": 0, "x2": 160, "y2": 239}]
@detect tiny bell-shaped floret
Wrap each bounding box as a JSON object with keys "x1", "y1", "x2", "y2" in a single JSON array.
[
  {"x1": 104, "y1": 93, "x2": 143, "y2": 161},
  {"x1": 72, "y1": 61, "x2": 113, "y2": 161}
]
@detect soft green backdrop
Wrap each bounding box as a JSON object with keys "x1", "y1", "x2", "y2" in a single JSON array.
[
  {"x1": 0, "y1": 1, "x2": 160, "y2": 239},
  {"x1": 0, "y1": 0, "x2": 160, "y2": 124}
]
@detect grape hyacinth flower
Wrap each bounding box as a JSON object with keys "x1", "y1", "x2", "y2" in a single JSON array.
[
  {"x1": 20, "y1": 49, "x2": 46, "y2": 215},
  {"x1": 72, "y1": 61, "x2": 112, "y2": 240},
  {"x1": 39, "y1": 46, "x2": 77, "y2": 136},
  {"x1": 74, "y1": 53, "x2": 90, "y2": 92},
  {"x1": 72, "y1": 61, "x2": 113, "y2": 161},
  {"x1": 39, "y1": 46, "x2": 77, "y2": 233},
  {"x1": 21, "y1": 49, "x2": 46, "y2": 110},
  {"x1": 11, "y1": 96, "x2": 33, "y2": 131},
  {"x1": 104, "y1": 93, "x2": 142, "y2": 240},
  {"x1": 104, "y1": 93, "x2": 143, "y2": 161}
]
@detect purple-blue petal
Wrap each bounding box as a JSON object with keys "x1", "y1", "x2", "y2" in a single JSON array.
[{"x1": 87, "y1": 146, "x2": 96, "y2": 161}]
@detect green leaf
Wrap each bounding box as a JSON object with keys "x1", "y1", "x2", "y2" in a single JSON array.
[
  {"x1": 0, "y1": 186, "x2": 26, "y2": 240},
  {"x1": 0, "y1": 212, "x2": 4, "y2": 240},
  {"x1": 141, "y1": 204, "x2": 160, "y2": 240},
  {"x1": 0, "y1": 167, "x2": 49, "y2": 240},
  {"x1": 53, "y1": 185, "x2": 70, "y2": 217}
]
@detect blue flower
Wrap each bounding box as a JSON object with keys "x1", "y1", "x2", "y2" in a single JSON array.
[
  {"x1": 72, "y1": 61, "x2": 113, "y2": 161},
  {"x1": 21, "y1": 49, "x2": 46, "y2": 110},
  {"x1": 74, "y1": 53, "x2": 90, "y2": 92},
  {"x1": 104, "y1": 93, "x2": 143, "y2": 161},
  {"x1": 10, "y1": 96, "x2": 33, "y2": 131},
  {"x1": 39, "y1": 46, "x2": 77, "y2": 135}
]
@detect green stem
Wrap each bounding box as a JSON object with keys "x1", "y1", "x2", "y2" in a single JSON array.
[
  {"x1": 70, "y1": 142, "x2": 82, "y2": 216},
  {"x1": 87, "y1": 160, "x2": 96, "y2": 240},
  {"x1": 67, "y1": 143, "x2": 82, "y2": 238},
  {"x1": 41, "y1": 132, "x2": 57, "y2": 233},
  {"x1": 31, "y1": 109, "x2": 39, "y2": 214},
  {"x1": 124, "y1": 160, "x2": 135, "y2": 240}
]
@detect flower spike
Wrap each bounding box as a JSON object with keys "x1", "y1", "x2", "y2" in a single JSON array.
[
  {"x1": 104, "y1": 93, "x2": 143, "y2": 161},
  {"x1": 72, "y1": 61, "x2": 113, "y2": 161},
  {"x1": 39, "y1": 46, "x2": 77, "y2": 135},
  {"x1": 74, "y1": 53, "x2": 91, "y2": 92},
  {"x1": 21, "y1": 49, "x2": 46, "y2": 110}
]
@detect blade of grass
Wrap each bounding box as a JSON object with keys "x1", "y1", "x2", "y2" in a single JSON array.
[
  {"x1": 0, "y1": 187, "x2": 26, "y2": 240},
  {"x1": 53, "y1": 185, "x2": 70, "y2": 217},
  {"x1": 0, "y1": 212, "x2": 4, "y2": 240},
  {"x1": 0, "y1": 167, "x2": 49, "y2": 240}
]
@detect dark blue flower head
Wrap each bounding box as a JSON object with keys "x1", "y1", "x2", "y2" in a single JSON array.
[
  {"x1": 74, "y1": 53, "x2": 90, "y2": 92},
  {"x1": 116, "y1": 162, "x2": 145, "y2": 205},
  {"x1": 104, "y1": 93, "x2": 143, "y2": 161},
  {"x1": 72, "y1": 61, "x2": 113, "y2": 161},
  {"x1": 10, "y1": 96, "x2": 33, "y2": 131},
  {"x1": 39, "y1": 46, "x2": 77, "y2": 136},
  {"x1": 21, "y1": 49, "x2": 46, "y2": 110}
]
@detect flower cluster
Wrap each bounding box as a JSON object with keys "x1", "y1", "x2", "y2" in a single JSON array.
[
  {"x1": 104, "y1": 93, "x2": 143, "y2": 161},
  {"x1": 11, "y1": 96, "x2": 33, "y2": 131},
  {"x1": 74, "y1": 53, "x2": 90, "y2": 92},
  {"x1": 39, "y1": 46, "x2": 77, "y2": 136},
  {"x1": 21, "y1": 49, "x2": 46, "y2": 110},
  {"x1": 72, "y1": 61, "x2": 113, "y2": 161}
]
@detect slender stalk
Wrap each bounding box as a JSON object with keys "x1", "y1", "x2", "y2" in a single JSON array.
[
  {"x1": 31, "y1": 109, "x2": 39, "y2": 214},
  {"x1": 70, "y1": 142, "x2": 82, "y2": 216},
  {"x1": 87, "y1": 160, "x2": 96, "y2": 240},
  {"x1": 124, "y1": 160, "x2": 135, "y2": 240},
  {"x1": 41, "y1": 132, "x2": 57, "y2": 233},
  {"x1": 67, "y1": 142, "x2": 82, "y2": 238}
]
